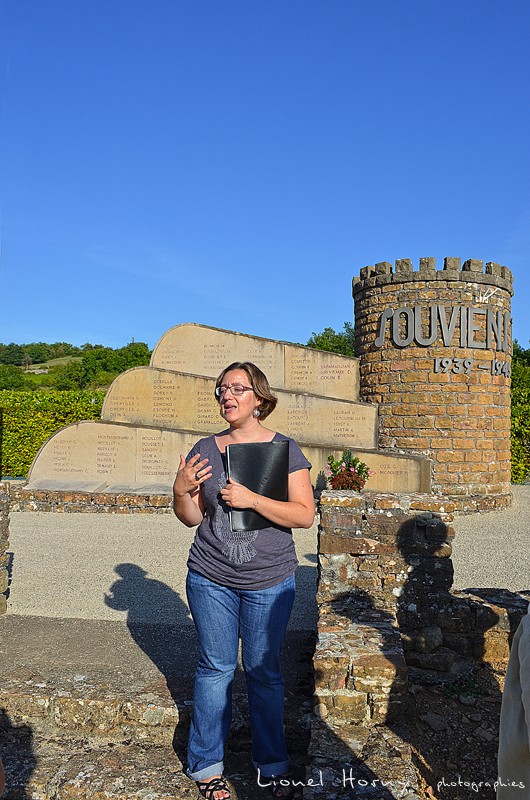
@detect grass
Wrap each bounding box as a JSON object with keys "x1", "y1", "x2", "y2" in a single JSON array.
[{"x1": 24, "y1": 356, "x2": 82, "y2": 372}]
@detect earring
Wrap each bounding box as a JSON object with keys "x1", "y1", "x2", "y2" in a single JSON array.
[{"x1": 253, "y1": 408, "x2": 261, "y2": 418}]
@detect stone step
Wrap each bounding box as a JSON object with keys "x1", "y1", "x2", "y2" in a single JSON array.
[
  {"x1": 1, "y1": 727, "x2": 310, "y2": 800},
  {"x1": 1, "y1": 731, "x2": 194, "y2": 800},
  {"x1": 0, "y1": 628, "x2": 314, "y2": 799},
  {"x1": 305, "y1": 717, "x2": 420, "y2": 800},
  {"x1": 0, "y1": 668, "x2": 181, "y2": 748},
  {"x1": 0, "y1": 616, "x2": 314, "y2": 798},
  {"x1": 0, "y1": 666, "x2": 312, "y2": 754},
  {"x1": 1, "y1": 719, "x2": 420, "y2": 800}
]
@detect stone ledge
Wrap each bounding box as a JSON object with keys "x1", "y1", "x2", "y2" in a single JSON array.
[
  {"x1": 9, "y1": 485, "x2": 173, "y2": 514},
  {"x1": 0, "y1": 731, "x2": 192, "y2": 800}
]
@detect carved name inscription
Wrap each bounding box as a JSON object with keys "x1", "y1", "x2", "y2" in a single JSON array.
[
  {"x1": 138, "y1": 432, "x2": 173, "y2": 479},
  {"x1": 95, "y1": 431, "x2": 135, "y2": 477},
  {"x1": 51, "y1": 437, "x2": 87, "y2": 475},
  {"x1": 286, "y1": 349, "x2": 358, "y2": 397}
]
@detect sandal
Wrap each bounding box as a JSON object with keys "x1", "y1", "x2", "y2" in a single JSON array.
[
  {"x1": 265, "y1": 774, "x2": 298, "y2": 800},
  {"x1": 196, "y1": 775, "x2": 231, "y2": 800}
]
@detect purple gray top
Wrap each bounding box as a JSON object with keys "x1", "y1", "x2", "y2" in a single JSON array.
[{"x1": 186, "y1": 433, "x2": 312, "y2": 590}]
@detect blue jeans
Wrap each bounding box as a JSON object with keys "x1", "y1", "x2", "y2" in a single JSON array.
[{"x1": 185, "y1": 569, "x2": 295, "y2": 781}]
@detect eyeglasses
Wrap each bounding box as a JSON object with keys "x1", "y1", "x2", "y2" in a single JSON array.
[{"x1": 215, "y1": 384, "x2": 254, "y2": 398}]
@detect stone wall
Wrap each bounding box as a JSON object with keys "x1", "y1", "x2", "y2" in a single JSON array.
[
  {"x1": 353, "y1": 258, "x2": 513, "y2": 511},
  {"x1": 0, "y1": 482, "x2": 10, "y2": 614},
  {"x1": 314, "y1": 490, "x2": 456, "y2": 725},
  {"x1": 307, "y1": 490, "x2": 528, "y2": 798}
]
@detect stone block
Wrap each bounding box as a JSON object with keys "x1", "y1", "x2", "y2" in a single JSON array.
[
  {"x1": 413, "y1": 625, "x2": 443, "y2": 653},
  {"x1": 485, "y1": 261, "x2": 502, "y2": 276},
  {"x1": 319, "y1": 507, "x2": 364, "y2": 529},
  {"x1": 319, "y1": 533, "x2": 394, "y2": 556},
  {"x1": 330, "y1": 691, "x2": 369, "y2": 721},
  {"x1": 419, "y1": 257, "x2": 436, "y2": 271},
  {"x1": 313, "y1": 653, "x2": 350, "y2": 691},
  {"x1": 405, "y1": 648, "x2": 456, "y2": 671},
  {"x1": 394, "y1": 258, "x2": 413, "y2": 274},
  {"x1": 444, "y1": 257, "x2": 462, "y2": 270},
  {"x1": 359, "y1": 265, "x2": 375, "y2": 280},
  {"x1": 462, "y1": 258, "x2": 484, "y2": 272}
]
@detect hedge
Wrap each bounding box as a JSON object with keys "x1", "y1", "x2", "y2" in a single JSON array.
[
  {"x1": 511, "y1": 362, "x2": 530, "y2": 483},
  {"x1": 0, "y1": 390, "x2": 105, "y2": 478},
  {"x1": 0, "y1": 382, "x2": 528, "y2": 483}
]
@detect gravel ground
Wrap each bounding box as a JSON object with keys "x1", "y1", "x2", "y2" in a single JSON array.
[
  {"x1": 451, "y1": 484, "x2": 530, "y2": 592},
  {"x1": 6, "y1": 511, "x2": 320, "y2": 628},
  {"x1": 7, "y1": 486, "x2": 529, "y2": 623}
]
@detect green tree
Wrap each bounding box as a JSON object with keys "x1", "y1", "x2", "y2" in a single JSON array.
[
  {"x1": 0, "y1": 343, "x2": 26, "y2": 365},
  {"x1": 513, "y1": 339, "x2": 530, "y2": 367},
  {"x1": 306, "y1": 322, "x2": 356, "y2": 356},
  {"x1": 0, "y1": 365, "x2": 26, "y2": 390},
  {"x1": 24, "y1": 342, "x2": 52, "y2": 364},
  {"x1": 50, "y1": 341, "x2": 152, "y2": 389},
  {"x1": 47, "y1": 342, "x2": 82, "y2": 358},
  {"x1": 49, "y1": 360, "x2": 85, "y2": 390}
]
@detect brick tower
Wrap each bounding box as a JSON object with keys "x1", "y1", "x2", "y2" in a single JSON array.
[{"x1": 353, "y1": 257, "x2": 513, "y2": 511}]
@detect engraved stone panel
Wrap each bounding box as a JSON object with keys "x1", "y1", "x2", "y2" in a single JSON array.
[
  {"x1": 28, "y1": 422, "x2": 194, "y2": 491},
  {"x1": 29, "y1": 422, "x2": 137, "y2": 486},
  {"x1": 102, "y1": 368, "x2": 376, "y2": 449},
  {"x1": 302, "y1": 446, "x2": 430, "y2": 493},
  {"x1": 103, "y1": 369, "x2": 219, "y2": 432},
  {"x1": 150, "y1": 323, "x2": 360, "y2": 401},
  {"x1": 151, "y1": 324, "x2": 284, "y2": 387},
  {"x1": 27, "y1": 421, "x2": 429, "y2": 494}
]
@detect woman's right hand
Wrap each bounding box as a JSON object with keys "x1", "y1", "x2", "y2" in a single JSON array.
[{"x1": 173, "y1": 453, "x2": 212, "y2": 498}]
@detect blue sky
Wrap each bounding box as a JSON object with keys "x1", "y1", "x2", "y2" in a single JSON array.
[{"x1": 1, "y1": 0, "x2": 529, "y2": 350}]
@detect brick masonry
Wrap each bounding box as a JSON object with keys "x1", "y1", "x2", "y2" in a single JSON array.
[{"x1": 353, "y1": 257, "x2": 513, "y2": 510}]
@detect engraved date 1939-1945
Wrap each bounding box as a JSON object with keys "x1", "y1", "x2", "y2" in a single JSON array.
[{"x1": 433, "y1": 356, "x2": 511, "y2": 377}]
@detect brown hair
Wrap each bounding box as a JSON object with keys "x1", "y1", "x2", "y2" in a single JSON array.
[{"x1": 214, "y1": 362, "x2": 278, "y2": 420}]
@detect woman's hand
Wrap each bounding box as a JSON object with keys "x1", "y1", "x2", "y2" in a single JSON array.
[
  {"x1": 219, "y1": 478, "x2": 258, "y2": 509},
  {"x1": 172, "y1": 454, "x2": 212, "y2": 526},
  {"x1": 173, "y1": 453, "x2": 212, "y2": 498}
]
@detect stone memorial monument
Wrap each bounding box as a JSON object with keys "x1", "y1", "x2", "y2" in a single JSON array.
[{"x1": 24, "y1": 323, "x2": 431, "y2": 503}]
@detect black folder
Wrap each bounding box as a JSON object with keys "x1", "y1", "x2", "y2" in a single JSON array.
[{"x1": 225, "y1": 441, "x2": 289, "y2": 532}]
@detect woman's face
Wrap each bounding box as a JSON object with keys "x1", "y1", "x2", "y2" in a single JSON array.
[{"x1": 218, "y1": 369, "x2": 262, "y2": 425}]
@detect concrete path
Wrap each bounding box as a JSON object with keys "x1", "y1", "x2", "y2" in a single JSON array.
[
  {"x1": 6, "y1": 486, "x2": 529, "y2": 624},
  {"x1": 6, "y1": 512, "x2": 320, "y2": 628},
  {"x1": 451, "y1": 484, "x2": 530, "y2": 592}
]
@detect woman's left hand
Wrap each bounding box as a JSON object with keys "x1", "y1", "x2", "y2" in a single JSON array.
[{"x1": 220, "y1": 478, "x2": 257, "y2": 509}]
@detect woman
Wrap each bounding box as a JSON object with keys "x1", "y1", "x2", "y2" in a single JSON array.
[{"x1": 173, "y1": 362, "x2": 315, "y2": 800}]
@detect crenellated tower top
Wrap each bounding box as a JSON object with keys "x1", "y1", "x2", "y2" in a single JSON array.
[{"x1": 352, "y1": 257, "x2": 513, "y2": 296}]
